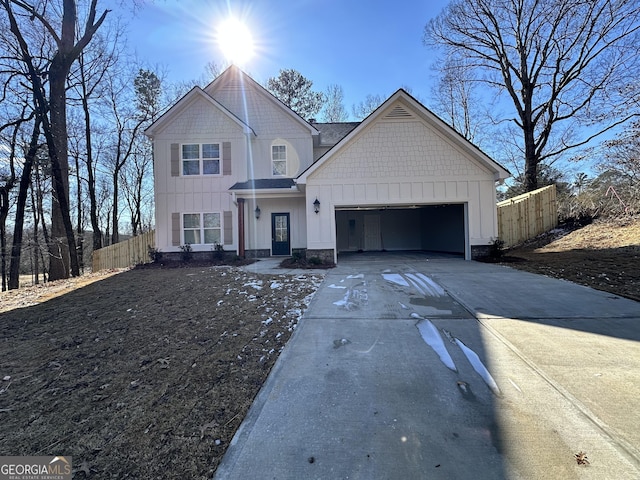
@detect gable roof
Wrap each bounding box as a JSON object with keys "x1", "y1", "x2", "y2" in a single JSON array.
[
  {"x1": 297, "y1": 89, "x2": 510, "y2": 184},
  {"x1": 144, "y1": 86, "x2": 256, "y2": 138},
  {"x1": 204, "y1": 65, "x2": 320, "y2": 137}
]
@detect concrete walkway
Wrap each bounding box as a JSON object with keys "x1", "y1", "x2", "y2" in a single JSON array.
[{"x1": 217, "y1": 255, "x2": 640, "y2": 479}]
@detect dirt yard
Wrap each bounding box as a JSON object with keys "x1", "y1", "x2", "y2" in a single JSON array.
[
  {"x1": 0, "y1": 263, "x2": 323, "y2": 478},
  {"x1": 0, "y1": 218, "x2": 638, "y2": 478},
  {"x1": 500, "y1": 217, "x2": 640, "y2": 302}
]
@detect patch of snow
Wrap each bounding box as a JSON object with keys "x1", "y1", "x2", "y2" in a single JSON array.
[
  {"x1": 328, "y1": 284, "x2": 347, "y2": 289},
  {"x1": 406, "y1": 273, "x2": 445, "y2": 297},
  {"x1": 416, "y1": 319, "x2": 457, "y2": 372},
  {"x1": 382, "y1": 273, "x2": 410, "y2": 287},
  {"x1": 270, "y1": 281, "x2": 283, "y2": 289},
  {"x1": 399, "y1": 302, "x2": 409, "y2": 310},
  {"x1": 262, "y1": 317, "x2": 273, "y2": 326},
  {"x1": 243, "y1": 281, "x2": 263, "y2": 290},
  {"x1": 216, "y1": 300, "x2": 224, "y2": 306},
  {"x1": 455, "y1": 338, "x2": 501, "y2": 396},
  {"x1": 508, "y1": 378, "x2": 522, "y2": 394},
  {"x1": 347, "y1": 274, "x2": 364, "y2": 279}
]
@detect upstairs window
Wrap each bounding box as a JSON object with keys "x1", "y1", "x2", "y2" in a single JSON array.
[
  {"x1": 272, "y1": 145, "x2": 287, "y2": 176},
  {"x1": 182, "y1": 143, "x2": 220, "y2": 176}
]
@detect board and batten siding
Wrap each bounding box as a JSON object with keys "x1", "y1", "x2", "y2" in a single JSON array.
[
  {"x1": 152, "y1": 95, "x2": 247, "y2": 253},
  {"x1": 242, "y1": 197, "x2": 307, "y2": 252}
]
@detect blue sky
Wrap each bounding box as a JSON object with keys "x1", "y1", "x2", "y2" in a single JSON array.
[{"x1": 123, "y1": 0, "x2": 450, "y2": 118}]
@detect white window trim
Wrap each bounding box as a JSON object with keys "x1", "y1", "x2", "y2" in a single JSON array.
[
  {"x1": 181, "y1": 143, "x2": 222, "y2": 177},
  {"x1": 182, "y1": 212, "x2": 222, "y2": 245},
  {"x1": 271, "y1": 144, "x2": 287, "y2": 177}
]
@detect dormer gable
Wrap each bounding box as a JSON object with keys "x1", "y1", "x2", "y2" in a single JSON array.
[
  {"x1": 203, "y1": 65, "x2": 319, "y2": 137},
  {"x1": 144, "y1": 86, "x2": 256, "y2": 139}
]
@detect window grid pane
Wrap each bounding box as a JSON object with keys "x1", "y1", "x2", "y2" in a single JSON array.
[
  {"x1": 203, "y1": 213, "x2": 220, "y2": 228},
  {"x1": 182, "y1": 144, "x2": 199, "y2": 159},
  {"x1": 275, "y1": 216, "x2": 287, "y2": 242},
  {"x1": 184, "y1": 230, "x2": 200, "y2": 244},
  {"x1": 183, "y1": 160, "x2": 200, "y2": 175},
  {"x1": 183, "y1": 214, "x2": 200, "y2": 228},
  {"x1": 202, "y1": 143, "x2": 219, "y2": 159},
  {"x1": 272, "y1": 160, "x2": 286, "y2": 176},
  {"x1": 204, "y1": 229, "x2": 221, "y2": 244},
  {"x1": 203, "y1": 160, "x2": 220, "y2": 175},
  {"x1": 272, "y1": 145, "x2": 286, "y2": 160}
]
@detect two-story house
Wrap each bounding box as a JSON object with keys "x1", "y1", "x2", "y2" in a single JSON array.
[{"x1": 144, "y1": 65, "x2": 509, "y2": 263}]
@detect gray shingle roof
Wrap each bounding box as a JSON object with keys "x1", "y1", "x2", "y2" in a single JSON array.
[
  {"x1": 229, "y1": 178, "x2": 296, "y2": 190},
  {"x1": 314, "y1": 122, "x2": 360, "y2": 146}
]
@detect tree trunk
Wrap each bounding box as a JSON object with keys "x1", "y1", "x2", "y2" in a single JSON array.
[
  {"x1": 47, "y1": 59, "x2": 79, "y2": 280},
  {"x1": 30, "y1": 185, "x2": 40, "y2": 285},
  {"x1": 82, "y1": 95, "x2": 102, "y2": 251},
  {"x1": 111, "y1": 170, "x2": 119, "y2": 244},
  {"x1": 523, "y1": 120, "x2": 539, "y2": 192},
  {"x1": 0, "y1": 189, "x2": 8, "y2": 291},
  {"x1": 8, "y1": 119, "x2": 40, "y2": 290}
]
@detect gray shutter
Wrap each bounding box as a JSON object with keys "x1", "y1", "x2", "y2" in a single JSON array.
[
  {"x1": 171, "y1": 213, "x2": 181, "y2": 246},
  {"x1": 170, "y1": 143, "x2": 180, "y2": 177},
  {"x1": 222, "y1": 142, "x2": 231, "y2": 175},
  {"x1": 223, "y1": 211, "x2": 233, "y2": 245}
]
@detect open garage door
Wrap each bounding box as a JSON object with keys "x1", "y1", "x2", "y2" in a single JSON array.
[{"x1": 335, "y1": 204, "x2": 467, "y2": 257}]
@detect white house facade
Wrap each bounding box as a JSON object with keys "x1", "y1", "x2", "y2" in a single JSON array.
[{"x1": 145, "y1": 66, "x2": 509, "y2": 263}]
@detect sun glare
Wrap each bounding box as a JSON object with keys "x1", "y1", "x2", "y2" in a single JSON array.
[{"x1": 217, "y1": 17, "x2": 254, "y2": 65}]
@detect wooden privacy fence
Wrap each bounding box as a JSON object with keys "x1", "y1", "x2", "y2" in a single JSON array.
[
  {"x1": 497, "y1": 185, "x2": 558, "y2": 247},
  {"x1": 92, "y1": 230, "x2": 155, "y2": 271}
]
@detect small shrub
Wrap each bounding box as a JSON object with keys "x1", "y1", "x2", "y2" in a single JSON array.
[
  {"x1": 308, "y1": 256, "x2": 323, "y2": 265},
  {"x1": 148, "y1": 245, "x2": 162, "y2": 263},
  {"x1": 489, "y1": 238, "x2": 505, "y2": 259},
  {"x1": 179, "y1": 244, "x2": 193, "y2": 262},
  {"x1": 211, "y1": 242, "x2": 225, "y2": 260}
]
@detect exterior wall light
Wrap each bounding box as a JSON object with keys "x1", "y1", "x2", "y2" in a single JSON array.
[
  {"x1": 313, "y1": 198, "x2": 320, "y2": 214},
  {"x1": 254, "y1": 205, "x2": 261, "y2": 219}
]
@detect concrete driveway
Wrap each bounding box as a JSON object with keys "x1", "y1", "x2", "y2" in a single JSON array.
[{"x1": 216, "y1": 254, "x2": 640, "y2": 479}]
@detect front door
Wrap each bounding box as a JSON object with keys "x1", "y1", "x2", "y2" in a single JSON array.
[{"x1": 271, "y1": 213, "x2": 290, "y2": 255}]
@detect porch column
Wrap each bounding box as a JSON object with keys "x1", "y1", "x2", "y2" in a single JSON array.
[{"x1": 237, "y1": 198, "x2": 245, "y2": 258}]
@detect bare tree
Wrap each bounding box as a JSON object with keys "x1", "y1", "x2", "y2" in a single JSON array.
[
  {"x1": 7, "y1": 117, "x2": 42, "y2": 289},
  {"x1": 351, "y1": 94, "x2": 383, "y2": 120},
  {"x1": 321, "y1": 84, "x2": 348, "y2": 122},
  {"x1": 2, "y1": 0, "x2": 110, "y2": 280},
  {"x1": 430, "y1": 55, "x2": 488, "y2": 144},
  {"x1": 603, "y1": 121, "x2": 640, "y2": 184},
  {"x1": 69, "y1": 28, "x2": 121, "y2": 252},
  {"x1": 101, "y1": 67, "x2": 156, "y2": 244},
  {"x1": 425, "y1": 0, "x2": 640, "y2": 192}
]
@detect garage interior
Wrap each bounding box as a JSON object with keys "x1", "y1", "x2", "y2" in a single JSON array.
[{"x1": 335, "y1": 204, "x2": 466, "y2": 256}]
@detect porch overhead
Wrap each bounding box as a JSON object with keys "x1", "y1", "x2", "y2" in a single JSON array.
[{"x1": 229, "y1": 178, "x2": 303, "y2": 198}]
